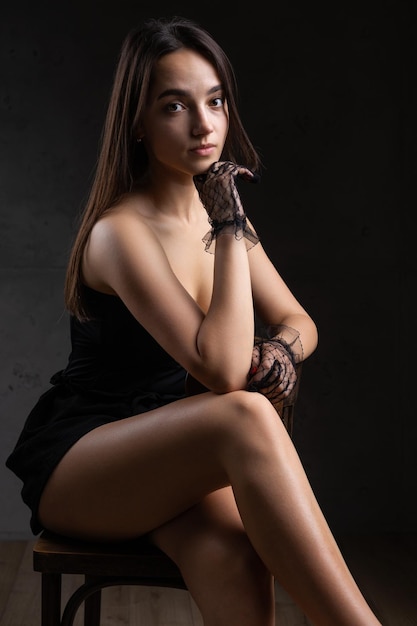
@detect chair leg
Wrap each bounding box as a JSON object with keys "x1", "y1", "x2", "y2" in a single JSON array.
[
  {"x1": 41, "y1": 573, "x2": 62, "y2": 626},
  {"x1": 84, "y1": 579, "x2": 101, "y2": 626},
  {"x1": 60, "y1": 579, "x2": 104, "y2": 626}
]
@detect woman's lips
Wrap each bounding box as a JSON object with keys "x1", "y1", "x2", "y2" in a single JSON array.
[{"x1": 191, "y1": 144, "x2": 216, "y2": 156}]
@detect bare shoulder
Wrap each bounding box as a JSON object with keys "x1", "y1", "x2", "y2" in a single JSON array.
[
  {"x1": 91, "y1": 195, "x2": 157, "y2": 245},
  {"x1": 83, "y1": 196, "x2": 167, "y2": 293}
]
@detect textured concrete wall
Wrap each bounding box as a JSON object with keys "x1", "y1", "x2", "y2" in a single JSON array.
[{"x1": 1, "y1": 1, "x2": 415, "y2": 538}]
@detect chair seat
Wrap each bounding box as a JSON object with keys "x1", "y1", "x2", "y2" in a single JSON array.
[
  {"x1": 33, "y1": 531, "x2": 187, "y2": 626},
  {"x1": 33, "y1": 530, "x2": 185, "y2": 582}
]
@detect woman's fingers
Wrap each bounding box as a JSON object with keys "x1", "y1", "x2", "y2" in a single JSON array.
[{"x1": 246, "y1": 341, "x2": 297, "y2": 400}]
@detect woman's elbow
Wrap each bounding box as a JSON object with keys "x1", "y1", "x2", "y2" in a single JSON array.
[{"x1": 193, "y1": 365, "x2": 249, "y2": 395}]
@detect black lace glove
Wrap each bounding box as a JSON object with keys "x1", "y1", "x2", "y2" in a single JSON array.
[
  {"x1": 246, "y1": 325, "x2": 303, "y2": 403},
  {"x1": 193, "y1": 160, "x2": 260, "y2": 253}
]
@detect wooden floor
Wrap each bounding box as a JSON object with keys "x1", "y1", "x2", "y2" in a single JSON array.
[{"x1": 0, "y1": 533, "x2": 416, "y2": 625}]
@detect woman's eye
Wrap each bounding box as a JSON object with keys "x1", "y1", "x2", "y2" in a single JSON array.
[
  {"x1": 211, "y1": 97, "x2": 224, "y2": 107},
  {"x1": 167, "y1": 102, "x2": 184, "y2": 113}
]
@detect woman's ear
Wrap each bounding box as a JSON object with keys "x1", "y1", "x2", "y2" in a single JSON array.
[{"x1": 136, "y1": 122, "x2": 145, "y2": 141}]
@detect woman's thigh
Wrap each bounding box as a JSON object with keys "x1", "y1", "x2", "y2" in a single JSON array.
[{"x1": 38, "y1": 390, "x2": 267, "y2": 540}]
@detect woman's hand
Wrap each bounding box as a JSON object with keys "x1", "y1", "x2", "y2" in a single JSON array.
[
  {"x1": 194, "y1": 161, "x2": 260, "y2": 252},
  {"x1": 194, "y1": 160, "x2": 259, "y2": 223},
  {"x1": 246, "y1": 340, "x2": 297, "y2": 403}
]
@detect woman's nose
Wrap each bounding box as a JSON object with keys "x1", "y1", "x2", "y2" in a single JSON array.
[{"x1": 192, "y1": 108, "x2": 213, "y2": 136}]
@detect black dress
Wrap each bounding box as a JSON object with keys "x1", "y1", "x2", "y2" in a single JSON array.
[{"x1": 6, "y1": 286, "x2": 187, "y2": 535}]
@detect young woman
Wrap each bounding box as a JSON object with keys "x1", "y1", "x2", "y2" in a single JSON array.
[{"x1": 7, "y1": 16, "x2": 383, "y2": 626}]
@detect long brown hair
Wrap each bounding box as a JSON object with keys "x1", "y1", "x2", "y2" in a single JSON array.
[{"x1": 65, "y1": 16, "x2": 262, "y2": 320}]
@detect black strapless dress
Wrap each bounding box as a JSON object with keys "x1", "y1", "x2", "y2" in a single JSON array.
[{"x1": 6, "y1": 286, "x2": 187, "y2": 534}]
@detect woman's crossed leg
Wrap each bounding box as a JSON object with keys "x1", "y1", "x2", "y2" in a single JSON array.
[{"x1": 38, "y1": 390, "x2": 382, "y2": 626}]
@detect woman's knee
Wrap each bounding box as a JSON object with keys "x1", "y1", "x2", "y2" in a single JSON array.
[
  {"x1": 218, "y1": 390, "x2": 271, "y2": 427},
  {"x1": 175, "y1": 518, "x2": 271, "y2": 589},
  {"x1": 171, "y1": 518, "x2": 274, "y2": 624},
  {"x1": 210, "y1": 526, "x2": 271, "y2": 586},
  {"x1": 217, "y1": 390, "x2": 285, "y2": 454}
]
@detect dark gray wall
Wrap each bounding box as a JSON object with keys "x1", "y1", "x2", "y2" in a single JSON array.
[{"x1": 1, "y1": 1, "x2": 415, "y2": 538}]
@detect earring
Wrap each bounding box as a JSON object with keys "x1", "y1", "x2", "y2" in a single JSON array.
[{"x1": 136, "y1": 137, "x2": 142, "y2": 143}]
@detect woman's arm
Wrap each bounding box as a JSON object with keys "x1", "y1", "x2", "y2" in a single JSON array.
[
  {"x1": 249, "y1": 240, "x2": 318, "y2": 360},
  {"x1": 194, "y1": 232, "x2": 255, "y2": 391}
]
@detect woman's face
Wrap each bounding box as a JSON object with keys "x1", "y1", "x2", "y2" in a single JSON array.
[{"x1": 140, "y1": 48, "x2": 229, "y2": 179}]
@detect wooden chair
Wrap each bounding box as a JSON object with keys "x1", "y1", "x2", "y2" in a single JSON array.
[{"x1": 33, "y1": 364, "x2": 302, "y2": 626}]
